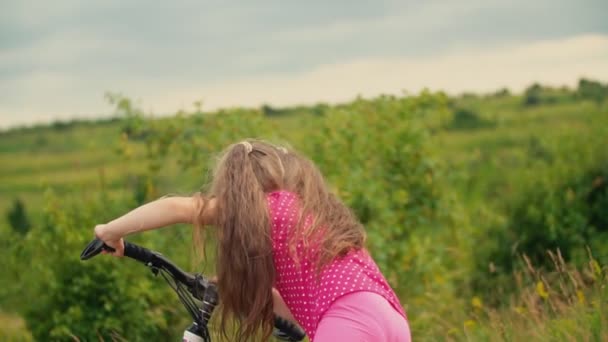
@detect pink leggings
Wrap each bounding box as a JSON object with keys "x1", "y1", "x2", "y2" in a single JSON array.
[{"x1": 314, "y1": 291, "x2": 411, "y2": 341}]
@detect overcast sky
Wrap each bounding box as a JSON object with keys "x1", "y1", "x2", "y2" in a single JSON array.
[{"x1": 1, "y1": 0, "x2": 607, "y2": 128}]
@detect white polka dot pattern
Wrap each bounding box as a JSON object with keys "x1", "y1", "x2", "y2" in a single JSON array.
[{"x1": 267, "y1": 191, "x2": 407, "y2": 341}]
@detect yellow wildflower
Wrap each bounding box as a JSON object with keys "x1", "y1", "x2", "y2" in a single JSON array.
[
  {"x1": 590, "y1": 259, "x2": 602, "y2": 278},
  {"x1": 471, "y1": 296, "x2": 483, "y2": 310},
  {"x1": 577, "y1": 290, "x2": 586, "y2": 304},
  {"x1": 536, "y1": 281, "x2": 549, "y2": 299},
  {"x1": 464, "y1": 320, "x2": 476, "y2": 329}
]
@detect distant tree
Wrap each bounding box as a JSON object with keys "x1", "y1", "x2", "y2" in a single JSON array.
[
  {"x1": 311, "y1": 103, "x2": 330, "y2": 116},
  {"x1": 577, "y1": 78, "x2": 608, "y2": 103},
  {"x1": 523, "y1": 83, "x2": 543, "y2": 106},
  {"x1": 493, "y1": 88, "x2": 511, "y2": 98},
  {"x1": 460, "y1": 92, "x2": 479, "y2": 100},
  {"x1": 6, "y1": 198, "x2": 31, "y2": 235},
  {"x1": 261, "y1": 104, "x2": 279, "y2": 116},
  {"x1": 51, "y1": 120, "x2": 74, "y2": 131}
]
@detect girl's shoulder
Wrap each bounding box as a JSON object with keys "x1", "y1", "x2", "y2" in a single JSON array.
[{"x1": 266, "y1": 190, "x2": 300, "y2": 229}]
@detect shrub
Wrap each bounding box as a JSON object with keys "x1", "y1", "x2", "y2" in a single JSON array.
[
  {"x1": 6, "y1": 198, "x2": 31, "y2": 235},
  {"x1": 473, "y1": 160, "x2": 608, "y2": 298},
  {"x1": 523, "y1": 83, "x2": 575, "y2": 106},
  {"x1": 523, "y1": 84, "x2": 543, "y2": 106},
  {"x1": 26, "y1": 259, "x2": 175, "y2": 341},
  {"x1": 577, "y1": 78, "x2": 608, "y2": 103},
  {"x1": 448, "y1": 107, "x2": 495, "y2": 130},
  {"x1": 301, "y1": 93, "x2": 460, "y2": 301},
  {"x1": 22, "y1": 190, "x2": 181, "y2": 341}
]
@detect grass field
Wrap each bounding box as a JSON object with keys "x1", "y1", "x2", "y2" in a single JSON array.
[{"x1": 1, "y1": 91, "x2": 606, "y2": 341}]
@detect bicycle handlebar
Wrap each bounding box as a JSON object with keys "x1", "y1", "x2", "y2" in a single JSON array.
[
  {"x1": 122, "y1": 242, "x2": 212, "y2": 300},
  {"x1": 81, "y1": 239, "x2": 210, "y2": 296},
  {"x1": 80, "y1": 238, "x2": 306, "y2": 342}
]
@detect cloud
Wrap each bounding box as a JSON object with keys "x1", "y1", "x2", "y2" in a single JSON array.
[
  {"x1": 1, "y1": 1, "x2": 607, "y2": 128},
  {"x1": 146, "y1": 34, "x2": 608, "y2": 112},
  {"x1": 2, "y1": 34, "x2": 608, "y2": 128}
]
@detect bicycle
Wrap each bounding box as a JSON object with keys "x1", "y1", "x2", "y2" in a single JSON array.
[{"x1": 80, "y1": 238, "x2": 306, "y2": 342}]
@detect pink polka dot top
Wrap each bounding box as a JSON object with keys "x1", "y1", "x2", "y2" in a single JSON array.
[{"x1": 267, "y1": 190, "x2": 407, "y2": 340}]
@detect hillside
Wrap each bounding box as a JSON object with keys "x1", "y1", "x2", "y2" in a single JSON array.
[{"x1": 1, "y1": 82, "x2": 607, "y2": 341}]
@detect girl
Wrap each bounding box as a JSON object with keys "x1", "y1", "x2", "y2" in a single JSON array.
[{"x1": 95, "y1": 140, "x2": 411, "y2": 341}]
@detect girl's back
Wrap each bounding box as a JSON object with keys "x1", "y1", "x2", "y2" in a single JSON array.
[{"x1": 268, "y1": 190, "x2": 407, "y2": 340}]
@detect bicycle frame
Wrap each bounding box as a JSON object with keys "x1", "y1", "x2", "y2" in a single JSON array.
[{"x1": 80, "y1": 238, "x2": 305, "y2": 342}]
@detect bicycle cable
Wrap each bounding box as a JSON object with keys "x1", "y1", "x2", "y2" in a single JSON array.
[{"x1": 159, "y1": 267, "x2": 201, "y2": 323}]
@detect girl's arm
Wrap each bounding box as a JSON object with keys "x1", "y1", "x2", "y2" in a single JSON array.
[
  {"x1": 95, "y1": 195, "x2": 216, "y2": 255},
  {"x1": 95, "y1": 196, "x2": 300, "y2": 327}
]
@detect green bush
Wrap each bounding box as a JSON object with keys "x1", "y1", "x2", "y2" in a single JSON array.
[
  {"x1": 26, "y1": 259, "x2": 174, "y2": 341},
  {"x1": 472, "y1": 154, "x2": 608, "y2": 298},
  {"x1": 21, "y1": 190, "x2": 182, "y2": 341},
  {"x1": 447, "y1": 107, "x2": 495, "y2": 130},
  {"x1": 293, "y1": 93, "x2": 466, "y2": 312},
  {"x1": 6, "y1": 198, "x2": 31, "y2": 235},
  {"x1": 577, "y1": 78, "x2": 608, "y2": 103},
  {"x1": 523, "y1": 84, "x2": 543, "y2": 106},
  {"x1": 523, "y1": 83, "x2": 575, "y2": 106}
]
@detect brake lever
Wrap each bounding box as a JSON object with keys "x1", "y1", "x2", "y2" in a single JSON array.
[{"x1": 80, "y1": 238, "x2": 116, "y2": 260}]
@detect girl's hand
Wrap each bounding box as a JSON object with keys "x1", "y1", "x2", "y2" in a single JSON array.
[{"x1": 94, "y1": 224, "x2": 125, "y2": 257}]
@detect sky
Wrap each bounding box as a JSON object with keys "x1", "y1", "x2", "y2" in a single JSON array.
[{"x1": 1, "y1": 0, "x2": 608, "y2": 128}]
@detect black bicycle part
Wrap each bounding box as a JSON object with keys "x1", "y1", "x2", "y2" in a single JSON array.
[
  {"x1": 273, "y1": 316, "x2": 306, "y2": 342},
  {"x1": 80, "y1": 238, "x2": 306, "y2": 341}
]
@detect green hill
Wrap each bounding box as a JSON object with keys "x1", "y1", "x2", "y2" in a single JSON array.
[{"x1": 1, "y1": 81, "x2": 607, "y2": 341}]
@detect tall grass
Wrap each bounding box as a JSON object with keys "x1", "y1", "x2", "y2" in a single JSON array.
[{"x1": 427, "y1": 250, "x2": 607, "y2": 341}]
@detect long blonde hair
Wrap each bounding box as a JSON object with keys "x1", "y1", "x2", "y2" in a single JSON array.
[{"x1": 194, "y1": 139, "x2": 365, "y2": 340}]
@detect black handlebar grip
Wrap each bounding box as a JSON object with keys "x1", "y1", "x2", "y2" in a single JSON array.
[
  {"x1": 123, "y1": 241, "x2": 155, "y2": 264},
  {"x1": 80, "y1": 238, "x2": 115, "y2": 260},
  {"x1": 273, "y1": 316, "x2": 306, "y2": 342}
]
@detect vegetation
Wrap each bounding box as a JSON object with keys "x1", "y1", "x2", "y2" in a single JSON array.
[
  {"x1": 0, "y1": 79, "x2": 607, "y2": 341},
  {"x1": 6, "y1": 199, "x2": 31, "y2": 235}
]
